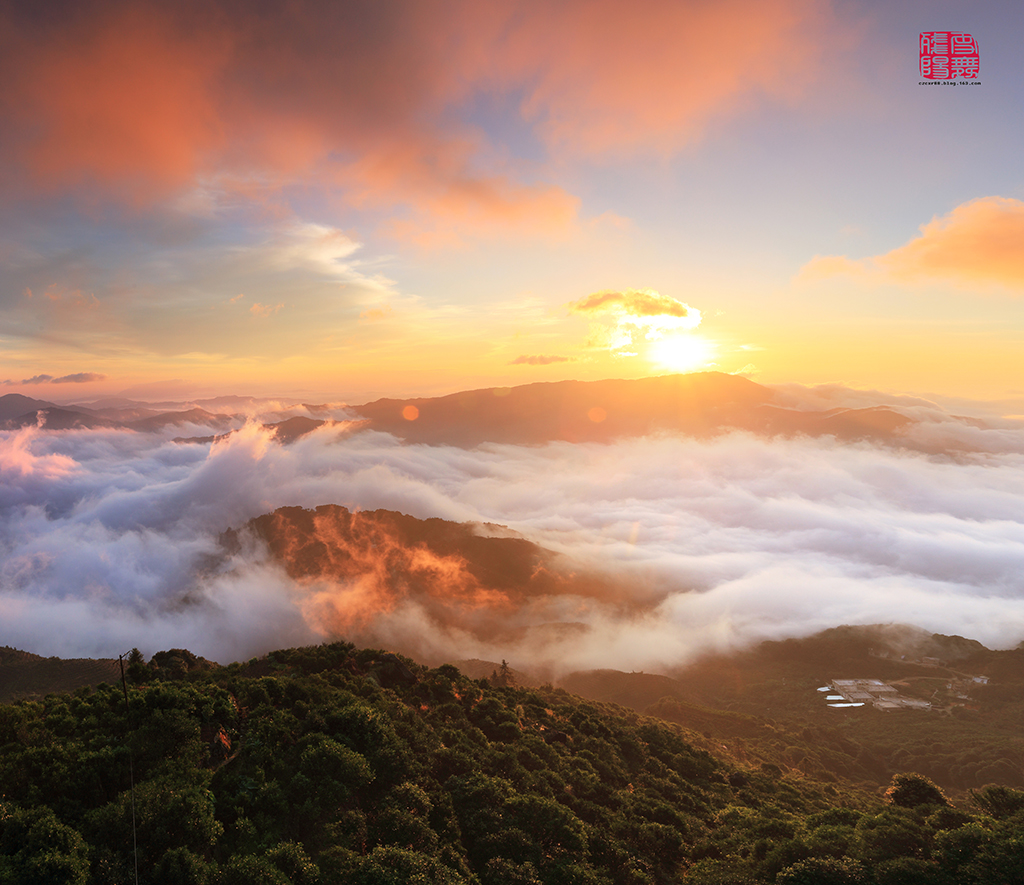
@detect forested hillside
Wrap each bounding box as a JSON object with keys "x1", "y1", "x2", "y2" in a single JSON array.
[
  {"x1": 561, "y1": 626, "x2": 1024, "y2": 798},
  {"x1": 0, "y1": 648, "x2": 121, "y2": 704},
  {"x1": 2, "y1": 642, "x2": 1023, "y2": 884}
]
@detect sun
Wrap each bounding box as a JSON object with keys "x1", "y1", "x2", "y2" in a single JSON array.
[{"x1": 648, "y1": 333, "x2": 715, "y2": 372}]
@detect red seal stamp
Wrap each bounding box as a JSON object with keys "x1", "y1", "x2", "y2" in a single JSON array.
[{"x1": 920, "y1": 32, "x2": 979, "y2": 80}]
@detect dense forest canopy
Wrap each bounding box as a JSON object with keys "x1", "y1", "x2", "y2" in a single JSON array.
[{"x1": 2, "y1": 641, "x2": 1023, "y2": 884}]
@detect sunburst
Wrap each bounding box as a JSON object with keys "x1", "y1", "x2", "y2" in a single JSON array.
[{"x1": 648, "y1": 334, "x2": 715, "y2": 372}]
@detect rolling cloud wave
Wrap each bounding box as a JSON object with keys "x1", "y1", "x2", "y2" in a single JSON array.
[{"x1": 2, "y1": 411, "x2": 1024, "y2": 673}]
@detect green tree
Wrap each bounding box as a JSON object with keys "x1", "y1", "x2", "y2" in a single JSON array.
[
  {"x1": 84, "y1": 772, "x2": 221, "y2": 873},
  {"x1": 350, "y1": 846, "x2": 470, "y2": 885},
  {"x1": 152, "y1": 847, "x2": 217, "y2": 885},
  {"x1": 873, "y1": 856, "x2": 953, "y2": 885},
  {"x1": 220, "y1": 854, "x2": 290, "y2": 885},
  {"x1": 482, "y1": 857, "x2": 543, "y2": 885},
  {"x1": 855, "y1": 809, "x2": 930, "y2": 866},
  {"x1": 884, "y1": 774, "x2": 949, "y2": 809},
  {"x1": 0, "y1": 802, "x2": 90, "y2": 885},
  {"x1": 970, "y1": 784, "x2": 1024, "y2": 819},
  {"x1": 933, "y1": 823, "x2": 993, "y2": 875},
  {"x1": 776, "y1": 856, "x2": 869, "y2": 885}
]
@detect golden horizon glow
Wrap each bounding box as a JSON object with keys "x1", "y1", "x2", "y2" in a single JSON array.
[
  {"x1": 0, "y1": 3, "x2": 1021, "y2": 405},
  {"x1": 647, "y1": 334, "x2": 716, "y2": 374}
]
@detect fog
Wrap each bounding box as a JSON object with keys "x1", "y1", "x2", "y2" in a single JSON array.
[{"x1": 3, "y1": 404, "x2": 1024, "y2": 675}]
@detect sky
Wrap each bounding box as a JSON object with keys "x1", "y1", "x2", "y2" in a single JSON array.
[{"x1": 2, "y1": 0, "x2": 1023, "y2": 405}]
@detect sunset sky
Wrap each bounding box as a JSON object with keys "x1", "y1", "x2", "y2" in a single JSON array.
[{"x1": 2, "y1": 0, "x2": 1022, "y2": 405}]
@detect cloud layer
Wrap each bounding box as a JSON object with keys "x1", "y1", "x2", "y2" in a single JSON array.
[{"x1": 3, "y1": 400, "x2": 1024, "y2": 674}]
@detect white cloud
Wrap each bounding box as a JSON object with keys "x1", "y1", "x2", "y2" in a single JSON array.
[{"x1": 3, "y1": 407, "x2": 1024, "y2": 671}]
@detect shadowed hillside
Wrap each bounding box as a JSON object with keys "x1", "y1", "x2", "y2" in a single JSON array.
[
  {"x1": 0, "y1": 647, "x2": 121, "y2": 702},
  {"x1": 556, "y1": 626, "x2": 1024, "y2": 794}
]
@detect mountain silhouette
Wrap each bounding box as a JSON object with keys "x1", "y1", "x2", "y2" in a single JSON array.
[{"x1": 352, "y1": 372, "x2": 912, "y2": 446}]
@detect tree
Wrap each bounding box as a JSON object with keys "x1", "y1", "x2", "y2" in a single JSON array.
[
  {"x1": 152, "y1": 847, "x2": 217, "y2": 885},
  {"x1": 873, "y1": 857, "x2": 953, "y2": 885},
  {"x1": 498, "y1": 661, "x2": 515, "y2": 688},
  {"x1": 0, "y1": 802, "x2": 90, "y2": 885},
  {"x1": 970, "y1": 784, "x2": 1024, "y2": 820},
  {"x1": 350, "y1": 846, "x2": 470, "y2": 885},
  {"x1": 482, "y1": 857, "x2": 542, "y2": 885},
  {"x1": 855, "y1": 810, "x2": 929, "y2": 866},
  {"x1": 776, "y1": 856, "x2": 869, "y2": 885},
  {"x1": 126, "y1": 648, "x2": 149, "y2": 684},
  {"x1": 884, "y1": 773, "x2": 949, "y2": 809}
]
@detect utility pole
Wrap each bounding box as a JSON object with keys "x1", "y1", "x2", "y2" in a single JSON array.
[{"x1": 119, "y1": 652, "x2": 140, "y2": 885}]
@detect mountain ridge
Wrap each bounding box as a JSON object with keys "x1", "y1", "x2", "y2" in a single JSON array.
[
  {"x1": 350, "y1": 372, "x2": 918, "y2": 447},
  {"x1": 1, "y1": 374, "x2": 973, "y2": 450}
]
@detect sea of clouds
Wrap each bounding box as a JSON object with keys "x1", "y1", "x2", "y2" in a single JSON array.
[{"x1": 3, "y1": 399, "x2": 1024, "y2": 674}]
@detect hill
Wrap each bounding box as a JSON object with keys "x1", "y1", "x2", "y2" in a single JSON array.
[
  {"x1": 0, "y1": 393, "x2": 62, "y2": 421},
  {"x1": 5, "y1": 621, "x2": 1023, "y2": 799},
  {"x1": 0, "y1": 647, "x2": 120, "y2": 703},
  {"x1": 351, "y1": 373, "x2": 915, "y2": 447},
  {"x1": 3, "y1": 407, "x2": 116, "y2": 430},
  {"x1": 1, "y1": 373, "x2": 982, "y2": 452},
  {"x1": 211, "y1": 502, "x2": 1024, "y2": 797},
  {"x1": 174, "y1": 416, "x2": 334, "y2": 446},
  {"x1": 225, "y1": 503, "x2": 613, "y2": 650},
  {"x1": 3, "y1": 640, "x2": 1024, "y2": 884},
  {"x1": 558, "y1": 625, "x2": 1024, "y2": 795}
]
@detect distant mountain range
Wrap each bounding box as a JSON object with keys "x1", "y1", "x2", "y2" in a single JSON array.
[
  {"x1": 350, "y1": 372, "x2": 916, "y2": 446},
  {"x1": 0, "y1": 393, "x2": 328, "y2": 441},
  {"x1": 1, "y1": 373, "x2": 926, "y2": 446}
]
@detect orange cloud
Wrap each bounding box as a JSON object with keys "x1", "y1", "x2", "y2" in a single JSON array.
[
  {"x1": 798, "y1": 197, "x2": 1024, "y2": 290},
  {"x1": 0, "y1": 0, "x2": 827, "y2": 236},
  {"x1": 250, "y1": 302, "x2": 283, "y2": 318},
  {"x1": 361, "y1": 145, "x2": 581, "y2": 246},
  {"x1": 570, "y1": 289, "x2": 699, "y2": 321},
  {"x1": 879, "y1": 198, "x2": 1024, "y2": 287},
  {"x1": 492, "y1": 0, "x2": 825, "y2": 158},
  {"x1": 2, "y1": 3, "x2": 230, "y2": 200},
  {"x1": 1, "y1": 1, "x2": 574, "y2": 237},
  {"x1": 797, "y1": 255, "x2": 868, "y2": 281}
]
